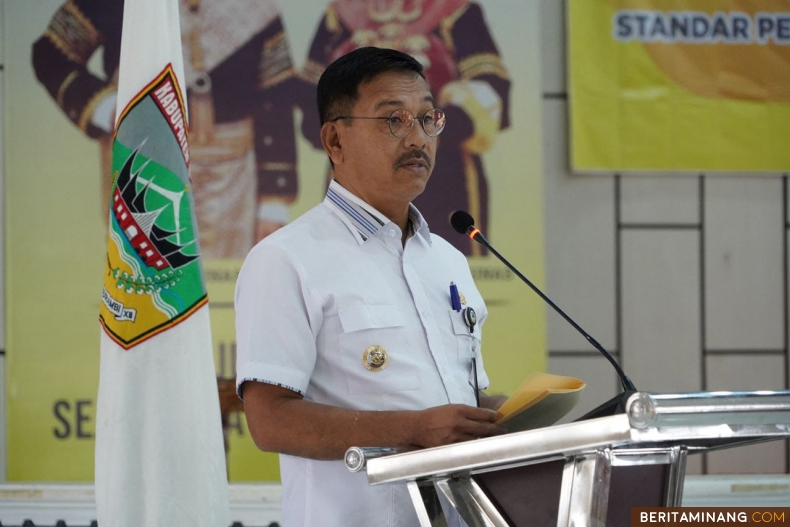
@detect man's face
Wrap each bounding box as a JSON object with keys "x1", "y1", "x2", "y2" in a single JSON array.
[{"x1": 327, "y1": 70, "x2": 438, "y2": 211}]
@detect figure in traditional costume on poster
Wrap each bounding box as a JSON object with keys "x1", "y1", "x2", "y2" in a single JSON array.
[
  {"x1": 298, "y1": 0, "x2": 512, "y2": 255},
  {"x1": 32, "y1": 0, "x2": 299, "y2": 258}
]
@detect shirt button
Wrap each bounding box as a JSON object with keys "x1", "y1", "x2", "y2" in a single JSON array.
[
  {"x1": 422, "y1": 310, "x2": 430, "y2": 318},
  {"x1": 389, "y1": 229, "x2": 397, "y2": 237}
]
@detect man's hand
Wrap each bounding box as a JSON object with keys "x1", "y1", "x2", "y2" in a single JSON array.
[
  {"x1": 255, "y1": 218, "x2": 284, "y2": 242},
  {"x1": 412, "y1": 404, "x2": 505, "y2": 448},
  {"x1": 479, "y1": 393, "x2": 508, "y2": 413},
  {"x1": 255, "y1": 201, "x2": 289, "y2": 242}
]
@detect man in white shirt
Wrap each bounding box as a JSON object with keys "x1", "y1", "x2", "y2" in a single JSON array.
[{"x1": 235, "y1": 46, "x2": 505, "y2": 527}]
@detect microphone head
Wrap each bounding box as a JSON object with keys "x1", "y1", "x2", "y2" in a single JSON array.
[{"x1": 450, "y1": 211, "x2": 475, "y2": 234}]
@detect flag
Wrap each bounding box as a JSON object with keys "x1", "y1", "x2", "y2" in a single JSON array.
[{"x1": 96, "y1": 0, "x2": 230, "y2": 524}]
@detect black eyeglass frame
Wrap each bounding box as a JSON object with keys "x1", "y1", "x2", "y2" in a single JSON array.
[{"x1": 329, "y1": 108, "x2": 446, "y2": 138}]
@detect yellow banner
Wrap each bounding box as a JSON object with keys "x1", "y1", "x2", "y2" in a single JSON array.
[
  {"x1": 569, "y1": 0, "x2": 790, "y2": 172},
  {"x1": 6, "y1": 0, "x2": 544, "y2": 482}
]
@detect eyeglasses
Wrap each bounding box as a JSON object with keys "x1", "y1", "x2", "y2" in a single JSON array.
[{"x1": 330, "y1": 108, "x2": 446, "y2": 138}]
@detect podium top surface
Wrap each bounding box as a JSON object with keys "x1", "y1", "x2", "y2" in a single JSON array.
[{"x1": 357, "y1": 390, "x2": 790, "y2": 485}]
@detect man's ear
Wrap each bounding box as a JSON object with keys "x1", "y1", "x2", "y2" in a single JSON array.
[{"x1": 320, "y1": 122, "x2": 343, "y2": 166}]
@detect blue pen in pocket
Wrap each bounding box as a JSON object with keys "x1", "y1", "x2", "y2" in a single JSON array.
[{"x1": 449, "y1": 282, "x2": 462, "y2": 311}]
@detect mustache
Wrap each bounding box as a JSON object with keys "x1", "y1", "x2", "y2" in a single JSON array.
[{"x1": 394, "y1": 150, "x2": 432, "y2": 169}]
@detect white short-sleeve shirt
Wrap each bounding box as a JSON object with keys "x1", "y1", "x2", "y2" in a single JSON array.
[{"x1": 235, "y1": 180, "x2": 489, "y2": 527}]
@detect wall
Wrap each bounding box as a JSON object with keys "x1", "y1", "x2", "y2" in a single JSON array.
[
  {"x1": 1, "y1": 0, "x2": 8, "y2": 482},
  {"x1": 542, "y1": 1, "x2": 789, "y2": 475}
]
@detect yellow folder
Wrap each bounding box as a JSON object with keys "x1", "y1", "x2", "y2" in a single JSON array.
[{"x1": 496, "y1": 372, "x2": 586, "y2": 432}]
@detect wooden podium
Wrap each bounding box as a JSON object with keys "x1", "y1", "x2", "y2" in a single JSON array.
[{"x1": 345, "y1": 391, "x2": 790, "y2": 527}]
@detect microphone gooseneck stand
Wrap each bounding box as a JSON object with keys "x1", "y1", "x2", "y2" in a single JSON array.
[{"x1": 450, "y1": 210, "x2": 636, "y2": 419}]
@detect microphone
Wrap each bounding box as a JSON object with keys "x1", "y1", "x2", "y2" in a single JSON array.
[{"x1": 450, "y1": 211, "x2": 637, "y2": 419}]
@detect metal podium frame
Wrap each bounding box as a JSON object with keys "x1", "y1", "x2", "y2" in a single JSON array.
[{"x1": 345, "y1": 391, "x2": 790, "y2": 527}]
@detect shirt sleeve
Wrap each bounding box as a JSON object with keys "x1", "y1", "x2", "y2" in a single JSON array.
[
  {"x1": 31, "y1": 0, "x2": 121, "y2": 139},
  {"x1": 296, "y1": 6, "x2": 351, "y2": 149},
  {"x1": 235, "y1": 242, "x2": 323, "y2": 398},
  {"x1": 449, "y1": 2, "x2": 511, "y2": 130},
  {"x1": 435, "y1": 2, "x2": 512, "y2": 154},
  {"x1": 253, "y1": 15, "x2": 299, "y2": 203}
]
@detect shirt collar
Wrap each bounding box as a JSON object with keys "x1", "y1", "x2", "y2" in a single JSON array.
[{"x1": 324, "y1": 180, "x2": 431, "y2": 245}]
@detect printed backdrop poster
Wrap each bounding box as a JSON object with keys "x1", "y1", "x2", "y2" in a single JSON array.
[
  {"x1": 569, "y1": 0, "x2": 790, "y2": 173},
  {"x1": 5, "y1": 0, "x2": 544, "y2": 482}
]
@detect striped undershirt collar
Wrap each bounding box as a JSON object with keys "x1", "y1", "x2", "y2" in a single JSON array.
[{"x1": 324, "y1": 179, "x2": 430, "y2": 245}]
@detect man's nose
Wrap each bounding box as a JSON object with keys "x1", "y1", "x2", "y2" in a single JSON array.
[{"x1": 406, "y1": 120, "x2": 430, "y2": 149}]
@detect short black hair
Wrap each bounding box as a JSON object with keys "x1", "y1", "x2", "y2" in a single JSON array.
[{"x1": 317, "y1": 47, "x2": 425, "y2": 125}]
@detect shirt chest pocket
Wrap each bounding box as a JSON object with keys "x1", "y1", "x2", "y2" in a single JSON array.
[{"x1": 337, "y1": 304, "x2": 421, "y2": 395}]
